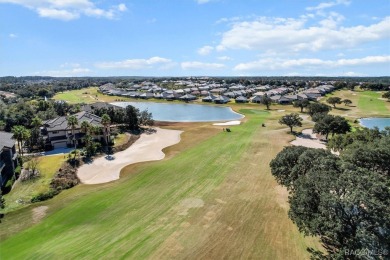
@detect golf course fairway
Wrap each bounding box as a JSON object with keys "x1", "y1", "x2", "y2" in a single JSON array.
[{"x1": 0, "y1": 108, "x2": 321, "y2": 259}]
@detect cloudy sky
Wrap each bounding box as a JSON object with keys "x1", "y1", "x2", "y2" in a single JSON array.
[{"x1": 1, "y1": 0, "x2": 389, "y2": 77}]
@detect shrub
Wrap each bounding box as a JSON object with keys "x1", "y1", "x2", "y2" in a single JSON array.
[
  {"x1": 14, "y1": 165, "x2": 21, "y2": 179},
  {"x1": 50, "y1": 166, "x2": 79, "y2": 191},
  {"x1": 2, "y1": 176, "x2": 15, "y2": 194},
  {"x1": 31, "y1": 189, "x2": 59, "y2": 203}
]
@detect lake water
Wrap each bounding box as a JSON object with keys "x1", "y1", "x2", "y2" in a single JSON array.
[
  {"x1": 360, "y1": 118, "x2": 390, "y2": 131},
  {"x1": 112, "y1": 102, "x2": 244, "y2": 122}
]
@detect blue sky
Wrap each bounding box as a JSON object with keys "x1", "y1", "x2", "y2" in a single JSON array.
[{"x1": 1, "y1": 0, "x2": 389, "y2": 77}]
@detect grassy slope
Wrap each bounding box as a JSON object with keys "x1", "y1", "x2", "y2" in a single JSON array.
[
  {"x1": 323, "y1": 90, "x2": 390, "y2": 119},
  {"x1": 3, "y1": 155, "x2": 66, "y2": 213},
  {"x1": 357, "y1": 91, "x2": 390, "y2": 116},
  {"x1": 113, "y1": 133, "x2": 129, "y2": 147},
  {"x1": 0, "y1": 108, "x2": 320, "y2": 259},
  {"x1": 53, "y1": 87, "x2": 130, "y2": 104}
]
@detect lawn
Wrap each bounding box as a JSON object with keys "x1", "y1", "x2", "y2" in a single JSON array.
[
  {"x1": 53, "y1": 87, "x2": 133, "y2": 104},
  {"x1": 321, "y1": 90, "x2": 390, "y2": 128},
  {"x1": 113, "y1": 133, "x2": 129, "y2": 147},
  {"x1": 357, "y1": 91, "x2": 390, "y2": 116},
  {"x1": 3, "y1": 155, "x2": 66, "y2": 213},
  {"x1": 0, "y1": 107, "x2": 321, "y2": 259}
]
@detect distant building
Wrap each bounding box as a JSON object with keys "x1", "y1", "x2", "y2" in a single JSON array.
[
  {"x1": 0, "y1": 131, "x2": 17, "y2": 188},
  {"x1": 81, "y1": 102, "x2": 122, "y2": 113}
]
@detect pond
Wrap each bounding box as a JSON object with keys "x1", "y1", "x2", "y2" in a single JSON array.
[
  {"x1": 111, "y1": 102, "x2": 244, "y2": 122},
  {"x1": 359, "y1": 118, "x2": 390, "y2": 131}
]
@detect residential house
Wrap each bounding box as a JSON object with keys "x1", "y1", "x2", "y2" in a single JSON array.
[
  {"x1": 139, "y1": 93, "x2": 155, "y2": 99},
  {"x1": 202, "y1": 94, "x2": 216, "y2": 102},
  {"x1": 251, "y1": 95, "x2": 263, "y2": 103},
  {"x1": 42, "y1": 111, "x2": 104, "y2": 149},
  {"x1": 214, "y1": 95, "x2": 230, "y2": 104},
  {"x1": 81, "y1": 102, "x2": 122, "y2": 113},
  {"x1": 235, "y1": 96, "x2": 248, "y2": 103},
  {"x1": 179, "y1": 94, "x2": 197, "y2": 102},
  {"x1": 0, "y1": 131, "x2": 17, "y2": 188}
]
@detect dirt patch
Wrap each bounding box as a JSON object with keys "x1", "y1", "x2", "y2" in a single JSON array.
[
  {"x1": 180, "y1": 222, "x2": 191, "y2": 228},
  {"x1": 154, "y1": 231, "x2": 184, "y2": 258},
  {"x1": 274, "y1": 185, "x2": 289, "y2": 210},
  {"x1": 32, "y1": 206, "x2": 48, "y2": 223},
  {"x1": 203, "y1": 211, "x2": 217, "y2": 222},
  {"x1": 176, "y1": 198, "x2": 204, "y2": 216},
  {"x1": 299, "y1": 114, "x2": 310, "y2": 121},
  {"x1": 215, "y1": 198, "x2": 227, "y2": 204}
]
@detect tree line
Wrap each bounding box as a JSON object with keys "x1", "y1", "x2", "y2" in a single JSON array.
[
  {"x1": 271, "y1": 128, "x2": 389, "y2": 257},
  {"x1": 279, "y1": 101, "x2": 351, "y2": 139}
]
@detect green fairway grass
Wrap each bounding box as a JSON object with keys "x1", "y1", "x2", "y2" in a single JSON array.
[
  {"x1": 357, "y1": 91, "x2": 389, "y2": 116},
  {"x1": 323, "y1": 90, "x2": 390, "y2": 120},
  {"x1": 0, "y1": 108, "x2": 321, "y2": 259},
  {"x1": 53, "y1": 87, "x2": 133, "y2": 104}
]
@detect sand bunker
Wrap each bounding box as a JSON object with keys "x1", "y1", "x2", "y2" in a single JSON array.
[
  {"x1": 290, "y1": 129, "x2": 327, "y2": 149},
  {"x1": 213, "y1": 121, "x2": 241, "y2": 126},
  {"x1": 77, "y1": 127, "x2": 182, "y2": 184}
]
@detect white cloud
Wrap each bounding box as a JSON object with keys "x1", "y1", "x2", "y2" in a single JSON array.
[
  {"x1": 306, "y1": 0, "x2": 351, "y2": 11},
  {"x1": 9, "y1": 33, "x2": 17, "y2": 38},
  {"x1": 117, "y1": 3, "x2": 127, "y2": 12},
  {"x1": 60, "y1": 62, "x2": 82, "y2": 68},
  {"x1": 216, "y1": 16, "x2": 390, "y2": 53},
  {"x1": 35, "y1": 68, "x2": 92, "y2": 77},
  {"x1": 0, "y1": 0, "x2": 127, "y2": 20},
  {"x1": 233, "y1": 55, "x2": 390, "y2": 71},
  {"x1": 318, "y1": 12, "x2": 344, "y2": 28},
  {"x1": 181, "y1": 61, "x2": 225, "y2": 70},
  {"x1": 198, "y1": 45, "x2": 214, "y2": 55},
  {"x1": 37, "y1": 7, "x2": 80, "y2": 20},
  {"x1": 216, "y1": 16, "x2": 243, "y2": 24},
  {"x1": 343, "y1": 71, "x2": 365, "y2": 76},
  {"x1": 195, "y1": 0, "x2": 214, "y2": 4},
  {"x1": 95, "y1": 57, "x2": 173, "y2": 69},
  {"x1": 217, "y1": 56, "x2": 232, "y2": 61}
]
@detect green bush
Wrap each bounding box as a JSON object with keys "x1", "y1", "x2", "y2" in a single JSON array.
[
  {"x1": 14, "y1": 166, "x2": 21, "y2": 179},
  {"x1": 31, "y1": 189, "x2": 59, "y2": 203}
]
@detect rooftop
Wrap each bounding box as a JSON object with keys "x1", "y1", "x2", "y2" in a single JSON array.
[{"x1": 0, "y1": 131, "x2": 15, "y2": 150}]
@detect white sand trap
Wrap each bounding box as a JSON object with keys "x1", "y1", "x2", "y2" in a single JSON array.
[
  {"x1": 277, "y1": 109, "x2": 285, "y2": 112},
  {"x1": 77, "y1": 128, "x2": 182, "y2": 184},
  {"x1": 290, "y1": 129, "x2": 327, "y2": 149},
  {"x1": 213, "y1": 121, "x2": 241, "y2": 126}
]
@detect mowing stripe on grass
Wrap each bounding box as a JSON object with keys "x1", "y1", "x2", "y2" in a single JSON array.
[{"x1": 0, "y1": 111, "x2": 266, "y2": 259}]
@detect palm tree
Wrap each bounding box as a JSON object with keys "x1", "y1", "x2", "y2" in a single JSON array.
[
  {"x1": 67, "y1": 115, "x2": 79, "y2": 150},
  {"x1": 11, "y1": 125, "x2": 25, "y2": 155},
  {"x1": 22, "y1": 129, "x2": 31, "y2": 154},
  {"x1": 101, "y1": 114, "x2": 111, "y2": 146},
  {"x1": 80, "y1": 121, "x2": 91, "y2": 135},
  {"x1": 31, "y1": 116, "x2": 42, "y2": 149}
]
